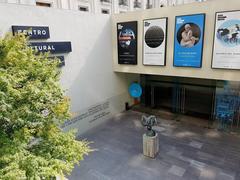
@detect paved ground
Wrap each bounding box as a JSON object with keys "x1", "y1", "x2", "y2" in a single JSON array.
[{"x1": 68, "y1": 111, "x2": 240, "y2": 180}]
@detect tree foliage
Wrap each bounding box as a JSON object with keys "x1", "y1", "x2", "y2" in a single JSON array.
[{"x1": 0, "y1": 34, "x2": 91, "y2": 179}]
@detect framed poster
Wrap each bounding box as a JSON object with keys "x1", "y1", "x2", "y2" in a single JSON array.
[
  {"x1": 143, "y1": 18, "x2": 168, "y2": 66},
  {"x1": 212, "y1": 10, "x2": 240, "y2": 70},
  {"x1": 117, "y1": 21, "x2": 137, "y2": 65},
  {"x1": 173, "y1": 14, "x2": 205, "y2": 68}
]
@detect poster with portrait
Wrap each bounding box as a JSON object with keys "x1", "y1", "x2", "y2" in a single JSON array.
[
  {"x1": 143, "y1": 18, "x2": 167, "y2": 66},
  {"x1": 212, "y1": 10, "x2": 240, "y2": 70},
  {"x1": 173, "y1": 14, "x2": 205, "y2": 68},
  {"x1": 117, "y1": 21, "x2": 137, "y2": 65}
]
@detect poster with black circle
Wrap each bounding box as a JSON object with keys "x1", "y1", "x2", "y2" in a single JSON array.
[
  {"x1": 117, "y1": 21, "x2": 137, "y2": 65},
  {"x1": 173, "y1": 14, "x2": 205, "y2": 68},
  {"x1": 143, "y1": 18, "x2": 167, "y2": 66},
  {"x1": 212, "y1": 10, "x2": 240, "y2": 70}
]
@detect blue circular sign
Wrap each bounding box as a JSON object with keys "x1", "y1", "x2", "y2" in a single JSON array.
[{"x1": 129, "y1": 83, "x2": 142, "y2": 98}]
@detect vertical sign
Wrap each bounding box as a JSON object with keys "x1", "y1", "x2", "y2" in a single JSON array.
[
  {"x1": 117, "y1": 21, "x2": 137, "y2": 65},
  {"x1": 173, "y1": 14, "x2": 205, "y2": 68},
  {"x1": 212, "y1": 10, "x2": 240, "y2": 70},
  {"x1": 143, "y1": 18, "x2": 168, "y2": 66}
]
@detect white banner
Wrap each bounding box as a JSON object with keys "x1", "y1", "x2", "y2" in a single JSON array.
[
  {"x1": 143, "y1": 18, "x2": 167, "y2": 66},
  {"x1": 212, "y1": 10, "x2": 240, "y2": 69}
]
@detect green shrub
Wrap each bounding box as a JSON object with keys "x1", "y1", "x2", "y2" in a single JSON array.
[{"x1": 0, "y1": 34, "x2": 91, "y2": 179}]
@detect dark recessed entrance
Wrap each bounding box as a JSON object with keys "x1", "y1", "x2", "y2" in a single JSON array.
[{"x1": 140, "y1": 75, "x2": 216, "y2": 120}]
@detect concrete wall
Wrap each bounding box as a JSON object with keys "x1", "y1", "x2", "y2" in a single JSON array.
[
  {"x1": 112, "y1": 0, "x2": 240, "y2": 81},
  {"x1": 0, "y1": 3, "x2": 138, "y2": 135}
]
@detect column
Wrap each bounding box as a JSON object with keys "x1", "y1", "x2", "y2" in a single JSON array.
[
  {"x1": 177, "y1": 0, "x2": 184, "y2": 5},
  {"x1": 141, "y1": 0, "x2": 147, "y2": 9},
  {"x1": 68, "y1": 0, "x2": 77, "y2": 10},
  {"x1": 55, "y1": 0, "x2": 62, "y2": 9},
  {"x1": 7, "y1": 0, "x2": 19, "y2": 4},
  {"x1": 19, "y1": 0, "x2": 35, "y2": 5},
  {"x1": 60, "y1": 0, "x2": 70, "y2": 9},
  {"x1": 92, "y1": 0, "x2": 99, "y2": 13},
  {"x1": 129, "y1": 0, "x2": 134, "y2": 11},
  {"x1": 151, "y1": 85, "x2": 155, "y2": 108},
  {"x1": 112, "y1": 0, "x2": 119, "y2": 14}
]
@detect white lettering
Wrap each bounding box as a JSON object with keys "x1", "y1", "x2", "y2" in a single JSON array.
[
  {"x1": 37, "y1": 30, "x2": 41, "y2": 35},
  {"x1": 28, "y1": 30, "x2": 32, "y2": 35},
  {"x1": 42, "y1": 30, "x2": 47, "y2": 35},
  {"x1": 22, "y1": 30, "x2": 28, "y2": 35},
  {"x1": 15, "y1": 27, "x2": 48, "y2": 37},
  {"x1": 32, "y1": 29, "x2": 37, "y2": 35},
  {"x1": 33, "y1": 46, "x2": 38, "y2": 51}
]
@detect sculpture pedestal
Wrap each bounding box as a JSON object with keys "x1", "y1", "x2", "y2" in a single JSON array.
[{"x1": 143, "y1": 133, "x2": 159, "y2": 158}]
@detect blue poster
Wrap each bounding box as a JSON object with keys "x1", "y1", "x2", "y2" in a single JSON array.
[{"x1": 173, "y1": 14, "x2": 205, "y2": 67}]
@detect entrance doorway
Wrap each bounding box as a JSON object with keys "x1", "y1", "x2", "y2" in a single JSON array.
[{"x1": 140, "y1": 75, "x2": 216, "y2": 121}]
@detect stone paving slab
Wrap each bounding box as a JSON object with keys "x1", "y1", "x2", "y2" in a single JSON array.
[
  {"x1": 168, "y1": 165, "x2": 186, "y2": 177},
  {"x1": 68, "y1": 111, "x2": 240, "y2": 180}
]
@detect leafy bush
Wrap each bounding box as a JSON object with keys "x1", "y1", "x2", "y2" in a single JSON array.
[{"x1": 0, "y1": 34, "x2": 91, "y2": 179}]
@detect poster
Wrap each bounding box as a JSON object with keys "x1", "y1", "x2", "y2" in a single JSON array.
[
  {"x1": 212, "y1": 10, "x2": 240, "y2": 70},
  {"x1": 143, "y1": 18, "x2": 167, "y2": 66},
  {"x1": 173, "y1": 14, "x2": 205, "y2": 68},
  {"x1": 117, "y1": 21, "x2": 137, "y2": 64}
]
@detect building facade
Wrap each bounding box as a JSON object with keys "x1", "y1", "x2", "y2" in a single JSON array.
[{"x1": 0, "y1": 0, "x2": 207, "y2": 14}]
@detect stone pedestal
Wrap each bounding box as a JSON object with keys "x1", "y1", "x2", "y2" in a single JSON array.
[{"x1": 143, "y1": 133, "x2": 159, "y2": 158}]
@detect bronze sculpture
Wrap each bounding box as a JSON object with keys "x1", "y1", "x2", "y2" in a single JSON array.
[{"x1": 142, "y1": 115, "x2": 157, "y2": 137}]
